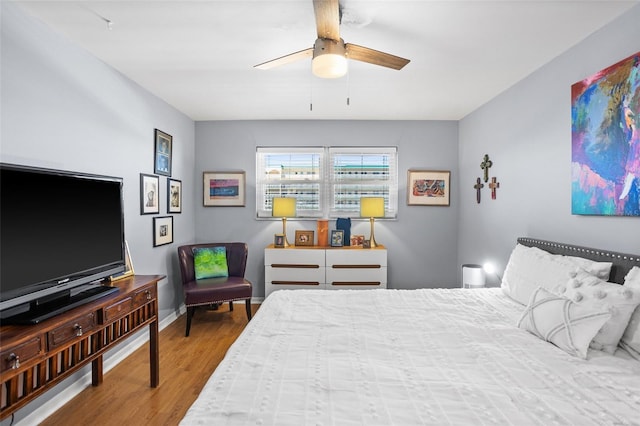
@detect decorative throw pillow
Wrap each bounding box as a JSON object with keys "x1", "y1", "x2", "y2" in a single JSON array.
[
  {"x1": 621, "y1": 266, "x2": 640, "y2": 360},
  {"x1": 517, "y1": 287, "x2": 611, "y2": 359},
  {"x1": 193, "y1": 247, "x2": 229, "y2": 280},
  {"x1": 502, "y1": 245, "x2": 587, "y2": 305},
  {"x1": 562, "y1": 269, "x2": 640, "y2": 354}
]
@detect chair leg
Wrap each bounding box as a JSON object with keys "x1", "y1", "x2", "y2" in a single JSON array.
[
  {"x1": 245, "y1": 299, "x2": 252, "y2": 321},
  {"x1": 185, "y1": 306, "x2": 195, "y2": 337},
  {"x1": 229, "y1": 301, "x2": 234, "y2": 311}
]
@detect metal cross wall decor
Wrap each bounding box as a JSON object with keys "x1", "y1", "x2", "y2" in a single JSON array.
[
  {"x1": 480, "y1": 154, "x2": 493, "y2": 183},
  {"x1": 489, "y1": 177, "x2": 500, "y2": 199},
  {"x1": 474, "y1": 178, "x2": 484, "y2": 204}
]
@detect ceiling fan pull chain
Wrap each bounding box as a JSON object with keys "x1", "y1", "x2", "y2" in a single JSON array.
[{"x1": 346, "y1": 69, "x2": 350, "y2": 106}]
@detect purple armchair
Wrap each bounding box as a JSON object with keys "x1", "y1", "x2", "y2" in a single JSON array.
[{"x1": 177, "y1": 242, "x2": 252, "y2": 336}]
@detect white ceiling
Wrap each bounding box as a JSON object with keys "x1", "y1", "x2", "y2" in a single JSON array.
[{"x1": 13, "y1": 0, "x2": 639, "y2": 121}]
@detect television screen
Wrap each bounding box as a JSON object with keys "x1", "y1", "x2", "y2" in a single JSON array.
[{"x1": 0, "y1": 164, "x2": 125, "y2": 314}]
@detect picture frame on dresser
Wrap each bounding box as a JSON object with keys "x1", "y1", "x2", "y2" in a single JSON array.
[
  {"x1": 331, "y1": 230, "x2": 344, "y2": 247},
  {"x1": 295, "y1": 230, "x2": 314, "y2": 246}
]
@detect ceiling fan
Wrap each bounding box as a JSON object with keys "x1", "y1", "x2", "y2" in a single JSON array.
[{"x1": 255, "y1": 0, "x2": 410, "y2": 78}]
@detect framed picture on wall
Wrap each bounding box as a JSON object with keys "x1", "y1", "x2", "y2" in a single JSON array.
[
  {"x1": 167, "y1": 178, "x2": 182, "y2": 213},
  {"x1": 154, "y1": 129, "x2": 172, "y2": 177},
  {"x1": 153, "y1": 216, "x2": 173, "y2": 247},
  {"x1": 407, "y1": 170, "x2": 451, "y2": 206},
  {"x1": 140, "y1": 173, "x2": 160, "y2": 215},
  {"x1": 203, "y1": 171, "x2": 246, "y2": 207}
]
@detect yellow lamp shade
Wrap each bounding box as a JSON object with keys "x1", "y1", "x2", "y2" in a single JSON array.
[
  {"x1": 360, "y1": 197, "x2": 385, "y2": 218},
  {"x1": 272, "y1": 197, "x2": 296, "y2": 218}
]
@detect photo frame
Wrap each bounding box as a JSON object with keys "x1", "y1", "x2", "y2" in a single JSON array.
[
  {"x1": 295, "y1": 230, "x2": 314, "y2": 246},
  {"x1": 110, "y1": 241, "x2": 135, "y2": 281},
  {"x1": 154, "y1": 129, "x2": 172, "y2": 176},
  {"x1": 274, "y1": 234, "x2": 285, "y2": 248},
  {"x1": 203, "y1": 171, "x2": 246, "y2": 207},
  {"x1": 331, "y1": 229, "x2": 344, "y2": 247},
  {"x1": 167, "y1": 178, "x2": 182, "y2": 213},
  {"x1": 153, "y1": 216, "x2": 173, "y2": 247},
  {"x1": 407, "y1": 170, "x2": 451, "y2": 206},
  {"x1": 140, "y1": 173, "x2": 160, "y2": 214},
  {"x1": 350, "y1": 235, "x2": 364, "y2": 247},
  {"x1": 363, "y1": 239, "x2": 371, "y2": 249}
]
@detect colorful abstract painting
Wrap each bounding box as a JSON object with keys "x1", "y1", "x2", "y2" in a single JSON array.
[{"x1": 571, "y1": 51, "x2": 640, "y2": 216}]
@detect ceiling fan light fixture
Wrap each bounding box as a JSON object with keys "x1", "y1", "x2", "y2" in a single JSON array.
[{"x1": 312, "y1": 38, "x2": 348, "y2": 78}]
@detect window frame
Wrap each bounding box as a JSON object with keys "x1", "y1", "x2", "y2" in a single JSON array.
[{"x1": 256, "y1": 146, "x2": 398, "y2": 219}]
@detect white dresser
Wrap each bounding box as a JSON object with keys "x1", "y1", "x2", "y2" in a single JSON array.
[{"x1": 264, "y1": 245, "x2": 387, "y2": 298}]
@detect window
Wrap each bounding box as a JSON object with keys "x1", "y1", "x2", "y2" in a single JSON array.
[{"x1": 257, "y1": 147, "x2": 397, "y2": 219}]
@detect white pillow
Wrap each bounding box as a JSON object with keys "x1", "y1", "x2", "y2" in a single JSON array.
[
  {"x1": 565, "y1": 255, "x2": 612, "y2": 280},
  {"x1": 562, "y1": 269, "x2": 640, "y2": 354},
  {"x1": 501, "y1": 244, "x2": 614, "y2": 305},
  {"x1": 621, "y1": 266, "x2": 640, "y2": 360},
  {"x1": 517, "y1": 287, "x2": 611, "y2": 359}
]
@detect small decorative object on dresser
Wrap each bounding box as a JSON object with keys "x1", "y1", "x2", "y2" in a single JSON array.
[
  {"x1": 350, "y1": 235, "x2": 364, "y2": 247},
  {"x1": 317, "y1": 219, "x2": 329, "y2": 247},
  {"x1": 363, "y1": 239, "x2": 371, "y2": 249},
  {"x1": 274, "y1": 234, "x2": 285, "y2": 248},
  {"x1": 331, "y1": 230, "x2": 344, "y2": 247},
  {"x1": 295, "y1": 230, "x2": 314, "y2": 246}
]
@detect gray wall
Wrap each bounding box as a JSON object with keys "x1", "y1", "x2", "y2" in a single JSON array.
[
  {"x1": 458, "y1": 4, "x2": 640, "y2": 286},
  {"x1": 2, "y1": 0, "x2": 640, "y2": 422},
  {"x1": 1, "y1": 3, "x2": 195, "y2": 423},
  {"x1": 194, "y1": 120, "x2": 460, "y2": 295}
]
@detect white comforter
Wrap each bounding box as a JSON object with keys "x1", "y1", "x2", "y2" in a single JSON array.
[{"x1": 181, "y1": 289, "x2": 640, "y2": 425}]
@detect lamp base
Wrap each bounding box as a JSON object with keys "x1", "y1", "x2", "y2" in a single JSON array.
[
  {"x1": 282, "y1": 218, "x2": 291, "y2": 247},
  {"x1": 368, "y1": 217, "x2": 380, "y2": 248}
]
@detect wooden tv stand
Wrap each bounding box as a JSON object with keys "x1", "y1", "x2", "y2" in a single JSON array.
[{"x1": 0, "y1": 275, "x2": 164, "y2": 420}]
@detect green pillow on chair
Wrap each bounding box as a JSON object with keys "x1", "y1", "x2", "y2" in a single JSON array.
[{"x1": 193, "y1": 247, "x2": 229, "y2": 280}]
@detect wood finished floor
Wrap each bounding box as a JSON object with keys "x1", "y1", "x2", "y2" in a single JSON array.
[{"x1": 39, "y1": 304, "x2": 259, "y2": 426}]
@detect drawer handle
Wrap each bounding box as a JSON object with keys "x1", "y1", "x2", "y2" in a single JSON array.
[
  {"x1": 332, "y1": 264, "x2": 381, "y2": 269},
  {"x1": 272, "y1": 281, "x2": 320, "y2": 286},
  {"x1": 271, "y1": 264, "x2": 320, "y2": 269},
  {"x1": 146, "y1": 290, "x2": 152, "y2": 300},
  {"x1": 331, "y1": 281, "x2": 381, "y2": 286},
  {"x1": 7, "y1": 353, "x2": 20, "y2": 369},
  {"x1": 74, "y1": 323, "x2": 83, "y2": 337}
]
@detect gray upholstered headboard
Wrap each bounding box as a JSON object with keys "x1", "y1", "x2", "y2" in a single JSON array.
[{"x1": 517, "y1": 237, "x2": 640, "y2": 285}]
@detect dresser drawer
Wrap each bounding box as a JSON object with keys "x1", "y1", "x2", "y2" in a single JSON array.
[
  {"x1": 266, "y1": 265, "x2": 325, "y2": 285},
  {"x1": 102, "y1": 297, "x2": 133, "y2": 322},
  {"x1": 0, "y1": 336, "x2": 44, "y2": 373},
  {"x1": 265, "y1": 248, "x2": 325, "y2": 266},
  {"x1": 326, "y1": 249, "x2": 387, "y2": 267},
  {"x1": 133, "y1": 286, "x2": 156, "y2": 308},
  {"x1": 48, "y1": 312, "x2": 97, "y2": 349},
  {"x1": 326, "y1": 267, "x2": 387, "y2": 289}
]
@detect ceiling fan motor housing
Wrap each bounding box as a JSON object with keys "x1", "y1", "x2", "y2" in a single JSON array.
[{"x1": 312, "y1": 38, "x2": 348, "y2": 78}]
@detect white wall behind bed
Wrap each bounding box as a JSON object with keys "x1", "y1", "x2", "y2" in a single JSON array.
[{"x1": 458, "y1": 4, "x2": 640, "y2": 285}]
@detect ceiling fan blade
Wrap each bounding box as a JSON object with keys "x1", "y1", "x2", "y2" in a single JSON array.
[
  {"x1": 254, "y1": 48, "x2": 314, "y2": 70},
  {"x1": 313, "y1": 0, "x2": 340, "y2": 41},
  {"x1": 345, "y1": 43, "x2": 410, "y2": 70}
]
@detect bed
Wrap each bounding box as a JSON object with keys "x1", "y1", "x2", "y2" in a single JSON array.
[{"x1": 180, "y1": 238, "x2": 640, "y2": 425}]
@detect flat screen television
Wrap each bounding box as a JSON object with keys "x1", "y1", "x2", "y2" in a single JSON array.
[{"x1": 0, "y1": 163, "x2": 126, "y2": 323}]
